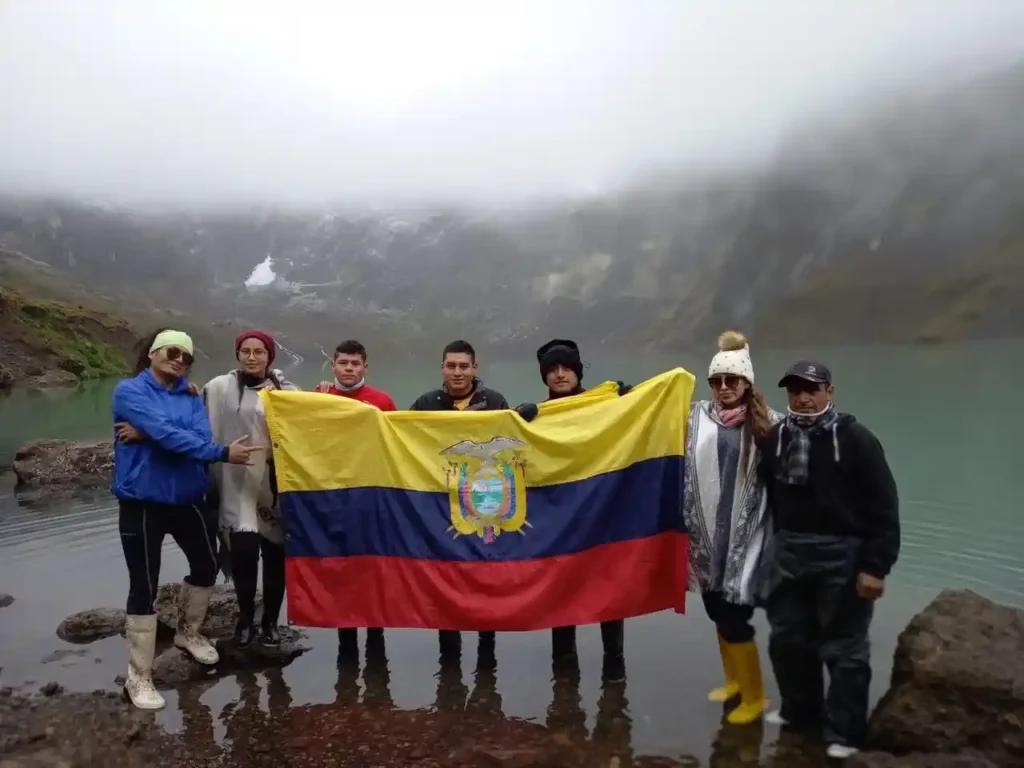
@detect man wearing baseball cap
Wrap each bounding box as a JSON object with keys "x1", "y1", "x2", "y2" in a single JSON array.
[{"x1": 760, "y1": 360, "x2": 900, "y2": 760}]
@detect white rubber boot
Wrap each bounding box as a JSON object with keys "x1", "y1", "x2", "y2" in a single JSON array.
[
  {"x1": 123, "y1": 614, "x2": 166, "y2": 710},
  {"x1": 173, "y1": 583, "x2": 220, "y2": 665}
]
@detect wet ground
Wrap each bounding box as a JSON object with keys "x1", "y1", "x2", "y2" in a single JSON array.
[{"x1": 0, "y1": 667, "x2": 833, "y2": 767}]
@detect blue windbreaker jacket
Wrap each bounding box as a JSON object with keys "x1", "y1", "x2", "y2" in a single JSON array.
[{"x1": 111, "y1": 369, "x2": 228, "y2": 505}]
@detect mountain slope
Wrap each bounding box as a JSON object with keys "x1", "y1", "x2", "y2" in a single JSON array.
[
  {"x1": 0, "y1": 254, "x2": 135, "y2": 388},
  {"x1": 1, "y1": 62, "x2": 1021, "y2": 353}
]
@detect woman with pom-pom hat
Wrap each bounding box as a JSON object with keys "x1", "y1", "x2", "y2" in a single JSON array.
[{"x1": 682, "y1": 330, "x2": 782, "y2": 724}]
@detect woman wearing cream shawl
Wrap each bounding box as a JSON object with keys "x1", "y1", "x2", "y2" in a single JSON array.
[{"x1": 203, "y1": 329, "x2": 297, "y2": 646}]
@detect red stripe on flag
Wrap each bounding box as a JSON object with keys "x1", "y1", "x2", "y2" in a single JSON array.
[{"x1": 284, "y1": 532, "x2": 688, "y2": 631}]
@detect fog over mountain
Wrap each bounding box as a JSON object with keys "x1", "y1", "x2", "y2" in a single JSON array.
[
  {"x1": 0, "y1": 1, "x2": 1022, "y2": 358},
  {"x1": 1, "y1": 0, "x2": 1021, "y2": 208}
]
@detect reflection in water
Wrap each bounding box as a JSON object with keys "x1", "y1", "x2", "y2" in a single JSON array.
[
  {"x1": 216, "y1": 668, "x2": 296, "y2": 764},
  {"x1": 433, "y1": 651, "x2": 469, "y2": 712},
  {"x1": 466, "y1": 642, "x2": 502, "y2": 716},
  {"x1": 547, "y1": 657, "x2": 587, "y2": 739},
  {"x1": 176, "y1": 677, "x2": 219, "y2": 763},
  {"x1": 708, "y1": 716, "x2": 763, "y2": 767},
  {"x1": 593, "y1": 655, "x2": 633, "y2": 764},
  {"x1": 362, "y1": 629, "x2": 394, "y2": 709}
]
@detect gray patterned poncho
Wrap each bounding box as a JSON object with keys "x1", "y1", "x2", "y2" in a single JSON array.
[{"x1": 682, "y1": 400, "x2": 782, "y2": 606}]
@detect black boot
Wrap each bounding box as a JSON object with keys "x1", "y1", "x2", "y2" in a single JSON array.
[
  {"x1": 551, "y1": 625, "x2": 578, "y2": 665},
  {"x1": 259, "y1": 538, "x2": 285, "y2": 646},
  {"x1": 438, "y1": 630, "x2": 462, "y2": 658},
  {"x1": 601, "y1": 620, "x2": 625, "y2": 683},
  {"x1": 601, "y1": 620, "x2": 624, "y2": 656},
  {"x1": 338, "y1": 628, "x2": 359, "y2": 661},
  {"x1": 234, "y1": 619, "x2": 257, "y2": 646},
  {"x1": 259, "y1": 622, "x2": 281, "y2": 646},
  {"x1": 230, "y1": 532, "x2": 260, "y2": 646}
]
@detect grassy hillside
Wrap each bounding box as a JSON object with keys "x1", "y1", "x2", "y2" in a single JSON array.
[
  {"x1": 0, "y1": 284, "x2": 135, "y2": 388},
  {"x1": 0, "y1": 247, "x2": 160, "y2": 387}
]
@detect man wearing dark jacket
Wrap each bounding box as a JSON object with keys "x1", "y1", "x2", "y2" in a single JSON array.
[
  {"x1": 410, "y1": 339, "x2": 509, "y2": 412},
  {"x1": 409, "y1": 339, "x2": 511, "y2": 657},
  {"x1": 537, "y1": 339, "x2": 630, "y2": 682},
  {"x1": 761, "y1": 361, "x2": 899, "y2": 760}
]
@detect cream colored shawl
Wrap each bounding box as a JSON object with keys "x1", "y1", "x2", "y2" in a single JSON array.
[{"x1": 203, "y1": 369, "x2": 296, "y2": 545}]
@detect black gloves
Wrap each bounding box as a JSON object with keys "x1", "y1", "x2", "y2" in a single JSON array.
[
  {"x1": 617, "y1": 381, "x2": 633, "y2": 396},
  {"x1": 514, "y1": 402, "x2": 539, "y2": 422}
]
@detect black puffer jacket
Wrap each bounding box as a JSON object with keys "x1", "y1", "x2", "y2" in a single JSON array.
[{"x1": 409, "y1": 378, "x2": 509, "y2": 411}]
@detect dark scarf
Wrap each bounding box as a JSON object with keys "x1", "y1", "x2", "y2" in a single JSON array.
[
  {"x1": 235, "y1": 370, "x2": 280, "y2": 410},
  {"x1": 546, "y1": 386, "x2": 585, "y2": 401},
  {"x1": 775, "y1": 403, "x2": 840, "y2": 485}
]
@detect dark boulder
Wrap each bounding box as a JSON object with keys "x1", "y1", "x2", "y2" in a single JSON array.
[
  {"x1": 56, "y1": 608, "x2": 129, "y2": 644},
  {"x1": 866, "y1": 589, "x2": 1024, "y2": 766}
]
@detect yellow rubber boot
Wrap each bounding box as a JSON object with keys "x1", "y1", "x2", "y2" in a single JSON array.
[
  {"x1": 725, "y1": 640, "x2": 766, "y2": 725},
  {"x1": 708, "y1": 633, "x2": 740, "y2": 702}
]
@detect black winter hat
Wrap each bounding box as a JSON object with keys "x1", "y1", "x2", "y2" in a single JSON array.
[{"x1": 537, "y1": 339, "x2": 583, "y2": 383}]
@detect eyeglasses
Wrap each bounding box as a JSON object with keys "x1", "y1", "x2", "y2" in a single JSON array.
[
  {"x1": 239, "y1": 348, "x2": 268, "y2": 359},
  {"x1": 164, "y1": 347, "x2": 194, "y2": 366},
  {"x1": 709, "y1": 375, "x2": 742, "y2": 389}
]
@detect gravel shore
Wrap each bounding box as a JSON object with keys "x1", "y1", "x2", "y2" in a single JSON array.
[{"x1": 0, "y1": 683, "x2": 703, "y2": 768}]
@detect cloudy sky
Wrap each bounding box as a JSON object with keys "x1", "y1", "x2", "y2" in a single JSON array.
[{"x1": 0, "y1": 0, "x2": 1021, "y2": 209}]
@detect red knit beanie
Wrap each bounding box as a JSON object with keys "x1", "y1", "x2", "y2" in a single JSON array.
[{"x1": 235, "y1": 329, "x2": 276, "y2": 365}]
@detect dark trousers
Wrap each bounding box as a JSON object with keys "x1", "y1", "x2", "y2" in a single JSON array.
[
  {"x1": 767, "y1": 532, "x2": 874, "y2": 748},
  {"x1": 438, "y1": 630, "x2": 496, "y2": 655},
  {"x1": 229, "y1": 531, "x2": 286, "y2": 627},
  {"x1": 702, "y1": 590, "x2": 755, "y2": 644},
  {"x1": 337, "y1": 626, "x2": 384, "y2": 652},
  {"x1": 119, "y1": 498, "x2": 219, "y2": 615},
  {"x1": 551, "y1": 621, "x2": 625, "y2": 660}
]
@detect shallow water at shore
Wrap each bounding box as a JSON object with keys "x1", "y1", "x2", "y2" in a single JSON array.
[{"x1": 2, "y1": 339, "x2": 1023, "y2": 763}]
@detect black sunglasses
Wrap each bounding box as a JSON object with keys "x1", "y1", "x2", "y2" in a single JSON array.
[
  {"x1": 709, "y1": 375, "x2": 742, "y2": 389},
  {"x1": 164, "y1": 347, "x2": 195, "y2": 366}
]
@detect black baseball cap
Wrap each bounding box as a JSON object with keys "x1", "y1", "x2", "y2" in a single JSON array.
[{"x1": 778, "y1": 360, "x2": 832, "y2": 388}]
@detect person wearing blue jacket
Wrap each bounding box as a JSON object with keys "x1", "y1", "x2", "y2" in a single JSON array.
[{"x1": 112, "y1": 328, "x2": 261, "y2": 710}]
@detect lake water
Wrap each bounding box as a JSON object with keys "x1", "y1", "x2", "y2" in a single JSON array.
[{"x1": 1, "y1": 339, "x2": 1022, "y2": 765}]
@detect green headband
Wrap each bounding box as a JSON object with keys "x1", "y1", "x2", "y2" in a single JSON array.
[{"x1": 150, "y1": 330, "x2": 194, "y2": 356}]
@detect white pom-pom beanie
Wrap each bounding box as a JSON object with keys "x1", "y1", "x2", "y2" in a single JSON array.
[{"x1": 708, "y1": 344, "x2": 754, "y2": 384}]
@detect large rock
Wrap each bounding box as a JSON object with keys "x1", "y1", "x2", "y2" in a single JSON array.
[
  {"x1": 866, "y1": 590, "x2": 1024, "y2": 766},
  {"x1": 57, "y1": 608, "x2": 130, "y2": 644},
  {"x1": 57, "y1": 583, "x2": 308, "y2": 682},
  {"x1": 12, "y1": 439, "x2": 112, "y2": 494}
]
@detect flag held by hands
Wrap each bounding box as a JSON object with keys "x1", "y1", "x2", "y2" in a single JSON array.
[{"x1": 262, "y1": 368, "x2": 695, "y2": 631}]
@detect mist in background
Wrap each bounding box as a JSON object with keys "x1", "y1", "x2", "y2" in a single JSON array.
[{"x1": 1, "y1": 0, "x2": 1022, "y2": 210}]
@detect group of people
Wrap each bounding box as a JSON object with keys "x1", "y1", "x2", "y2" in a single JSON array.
[{"x1": 109, "y1": 325, "x2": 899, "y2": 761}]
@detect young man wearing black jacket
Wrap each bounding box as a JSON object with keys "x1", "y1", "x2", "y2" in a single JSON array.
[
  {"x1": 761, "y1": 361, "x2": 899, "y2": 760},
  {"x1": 409, "y1": 339, "x2": 512, "y2": 658},
  {"x1": 537, "y1": 339, "x2": 631, "y2": 683},
  {"x1": 410, "y1": 339, "x2": 509, "y2": 412}
]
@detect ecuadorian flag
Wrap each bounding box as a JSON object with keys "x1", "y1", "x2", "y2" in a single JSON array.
[{"x1": 262, "y1": 368, "x2": 694, "y2": 631}]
